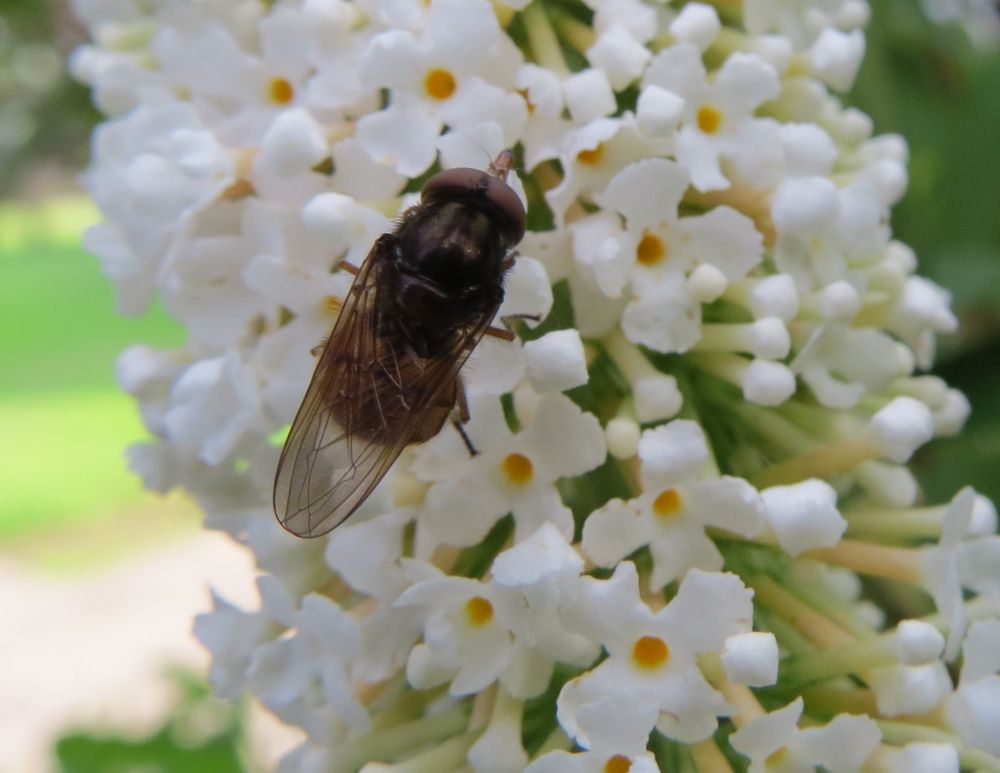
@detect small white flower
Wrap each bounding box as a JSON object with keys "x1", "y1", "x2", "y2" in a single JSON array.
[
  {"x1": 526, "y1": 749, "x2": 660, "y2": 773},
  {"x1": 356, "y1": 0, "x2": 525, "y2": 175},
  {"x1": 163, "y1": 352, "x2": 267, "y2": 465},
  {"x1": 868, "y1": 661, "x2": 952, "y2": 716},
  {"x1": 584, "y1": 421, "x2": 765, "y2": 589},
  {"x1": 194, "y1": 580, "x2": 276, "y2": 699},
  {"x1": 721, "y1": 632, "x2": 780, "y2": 687},
  {"x1": 874, "y1": 742, "x2": 959, "y2": 773},
  {"x1": 396, "y1": 572, "x2": 521, "y2": 696},
  {"x1": 523, "y1": 329, "x2": 589, "y2": 393},
  {"x1": 761, "y1": 479, "x2": 847, "y2": 556},
  {"x1": 869, "y1": 396, "x2": 936, "y2": 463},
  {"x1": 247, "y1": 592, "x2": 367, "y2": 730},
  {"x1": 414, "y1": 392, "x2": 606, "y2": 545},
  {"x1": 946, "y1": 619, "x2": 1000, "y2": 755},
  {"x1": 895, "y1": 619, "x2": 946, "y2": 665},
  {"x1": 731, "y1": 697, "x2": 881, "y2": 772},
  {"x1": 921, "y1": 487, "x2": 978, "y2": 659},
  {"x1": 642, "y1": 45, "x2": 782, "y2": 191},
  {"x1": 808, "y1": 27, "x2": 866, "y2": 91},
  {"x1": 559, "y1": 564, "x2": 754, "y2": 747}
]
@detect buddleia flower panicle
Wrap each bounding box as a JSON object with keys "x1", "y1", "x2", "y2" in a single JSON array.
[{"x1": 75, "y1": 0, "x2": 1000, "y2": 770}]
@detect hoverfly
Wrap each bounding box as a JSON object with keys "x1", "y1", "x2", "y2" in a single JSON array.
[{"x1": 273, "y1": 151, "x2": 527, "y2": 537}]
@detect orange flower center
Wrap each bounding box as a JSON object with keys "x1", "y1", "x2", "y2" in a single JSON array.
[
  {"x1": 501, "y1": 453, "x2": 534, "y2": 484},
  {"x1": 424, "y1": 68, "x2": 457, "y2": 100},
  {"x1": 651, "y1": 489, "x2": 683, "y2": 519},
  {"x1": 636, "y1": 231, "x2": 666, "y2": 266},
  {"x1": 464, "y1": 595, "x2": 494, "y2": 626},
  {"x1": 604, "y1": 755, "x2": 632, "y2": 773},
  {"x1": 632, "y1": 635, "x2": 670, "y2": 670},
  {"x1": 268, "y1": 77, "x2": 295, "y2": 105},
  {"x1": 696, "y1": 104, "x2": 723, "y2": 134},
  {"x1": 576, "y1": 144, "x2": 605, "y2": 165}
]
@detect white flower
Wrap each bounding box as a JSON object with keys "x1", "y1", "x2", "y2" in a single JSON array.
[
  {"x1": 584, "y1": 420, "x2": 765, "y2": 589},
  {"x1": 356, "y1": 0, "x2": 525, "y2": 175},
  {"x1": 761, "y1": 479, "x2": 847, "y2": 556},
  {"x1": 247, "y1": 592, "x2": 368, "y2": 731},
  {"x1": 730, "y1": 697, "x2": 881, "y2": 772},
  {"x1": 641, "y1": 45, "x2": 782, "y2": 191},
  {"x1": 75, "y1": 0, "x2": 998, "y2": 767},
  {"x1": 84, "y1": 103, "x2": 235, "y2": 313},
  {"x1": 398, "y1": 524, "x2": 594, "y2": 698},
  {"x1": 946, "y1": 619, "x2": 1000, "y2": 756},
  {"x1": 413, "y1": 392, "x2": 606, "y2": 545},
  {"x1": 526, "y1": 749, "x2": 660, "y2": 773},
  {"x1": 721, "y1": 632, "x2": 780, "y2": 687},
  {"x1": 559, "y1": 564, "x2": 753, "y2": 748}
]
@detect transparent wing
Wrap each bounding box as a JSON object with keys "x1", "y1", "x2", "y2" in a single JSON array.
[{"x1": 273, "y1": 236, "x2": 500, "y2": 538}]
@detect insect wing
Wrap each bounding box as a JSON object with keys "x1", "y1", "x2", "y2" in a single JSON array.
[
  {"x1": 273, "y1": 238, "x2": 500, "y2": 537},
  {"x1": 273, "y1": 239, "x2": 394, "y2": 537}
]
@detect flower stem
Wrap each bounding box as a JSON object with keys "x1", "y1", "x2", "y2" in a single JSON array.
[
  {"x1": 778, "y1": 635, "x2": 897, "y2": 687},
  {"x1": 751, "y1": 436, "x2": 880, "y2": 488},
  {"x1": 804, "y1": 540, "x2": 922, "y2": 584},
  {"x1": 746, "y1": 575, "x2": 855, "y2": 647},
  {"x1": 336, "y1": 704, "x2": 470, "y2": 770},
  {"x1": 690, "y1": 738, "x2": 734, "y2": 771},
  {"x1": 844, "y1": 505, "x2": 947, "y2": 541},
  {"x1": 522, "y1": 1, "x2": 569, "y2": 75}
]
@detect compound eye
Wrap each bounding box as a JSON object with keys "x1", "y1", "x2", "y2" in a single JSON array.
[
  {"x1": 422, "y1": 167, "x2": 526, "y2": 249},
  {"x1": 483, "y1": 176, "x2": 525, "y2": 248}
]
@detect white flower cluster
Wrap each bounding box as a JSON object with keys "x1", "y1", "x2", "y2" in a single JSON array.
[{"x1": 74, "y1": 0, "x2": 1000, "y2": 770}]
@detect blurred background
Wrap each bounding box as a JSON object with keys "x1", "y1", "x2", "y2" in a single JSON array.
[{"x1": 0, "y1": 0, "x2": 997, "y2": 770}]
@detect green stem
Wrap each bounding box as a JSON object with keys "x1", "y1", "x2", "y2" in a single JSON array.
[
  {"x1": 333, "y1": 704, "x2": 470, "y2": 771},
  {"x1": 522, "y1": 2, "x2": 569, "y2": 75}
]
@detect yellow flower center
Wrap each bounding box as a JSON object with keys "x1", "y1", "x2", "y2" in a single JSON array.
[
  {"x1": 696, "y1": 104, "x2": 723, "y2": 134},
  {"x1": 651, "y1": 488, "x2": 683, "y2": 519},
  {"x1": 635, "y1": 231, "x2": 666, "y2": 266},
  {"x1": 424, "y1": 67, "x2": 457, "y2": 100},
  {"x1": 517, "y1": 88, "x2": 535, "y2": 114},
  {"x1": 576, "y1": 144, "x2": 605, "y2": 165},
  {"x1": 268, "y1": 77, "x2": 295, "y2": 105},
  {"x1": 632, "y1": 635, "x2": 670, "y2": 670},
  {"x1": 604, "y1": 755, "x2": 632, "y2": 773},
  {"x1": 464, "y1": 595, "x2": 494, "y2": 626},
  {"x1": 765, "y1": 746, "x2": 790, "y2": 768},
  {"x1": 501, "y1": 453, "x2": 534, "y2": 485}
]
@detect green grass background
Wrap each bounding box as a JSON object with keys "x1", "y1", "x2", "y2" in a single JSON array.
[{"x1": 0, "y1": 199, "x2": 183, "y2": 543}]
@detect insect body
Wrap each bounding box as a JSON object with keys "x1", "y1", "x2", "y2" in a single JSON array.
[{"x1": 273, "y1": 151, "x2": 526, "y2": 537}]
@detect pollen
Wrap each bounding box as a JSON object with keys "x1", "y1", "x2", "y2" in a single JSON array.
[
  {"x1": 604, "y1": 755, "x2": 632, "y2": 773},
  {"x1": 501, "y1": 452, "x2": 534, "y2": 485},
  {"x1": 424, "y1": 68, "x2": 457, "y2": 100},
  {"x1": 651, "y1": 488, "x2": 683, "y2": 519},
  {"x1": 464, "y1": 595, "x2": 494, "y2": 626},
  {"x1": 268, "y1": 77, "x2": 295, "y2": 105},
  {"x1": 696, "y1": 104, "x2": 723, "y2": 134},
  {"x1": 576, "y1": 144, "x2": 605, "y2": 165},
  {"x1": 632, "y1": 635, "x2": 670, "y2": 670},
  {"x1": 635, "y1": 231, "x2": 666, "y2": 266}
]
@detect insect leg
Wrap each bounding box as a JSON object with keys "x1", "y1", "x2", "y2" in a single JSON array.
[
  {"x1": 484, "y1": 313, "x2": 543, "y2": 341},
  {"x1": 451, "y1": 382, "x2": 478, "y2": 456},
  {"x1": 340, "y1": 260, "x2": 360, "y2": 275}
]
